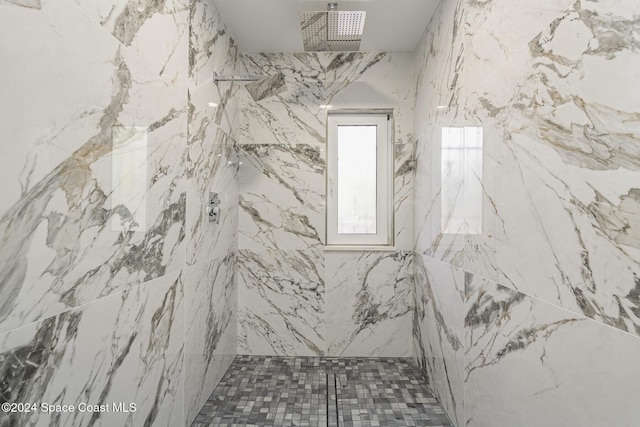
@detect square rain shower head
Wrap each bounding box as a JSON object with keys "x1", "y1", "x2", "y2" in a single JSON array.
[{"x1": 301, "y1": 10, "x2": 366, "y2": 52}]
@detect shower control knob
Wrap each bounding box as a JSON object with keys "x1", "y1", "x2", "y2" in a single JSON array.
[
  {"x1": 207, "y1": 192, "x2": 221, "y2": 224},
  {"x1": 207, "y1": 206, "x2": 221, "y2": 224}
]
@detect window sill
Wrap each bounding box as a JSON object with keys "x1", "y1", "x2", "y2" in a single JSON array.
[{"x1": 323, "y1": 245, "x2": 397, "y2": 252}]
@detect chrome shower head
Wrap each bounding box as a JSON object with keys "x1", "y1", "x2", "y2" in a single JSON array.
[
  {"x1": 245, "y1": 72, "x2": 287, "y2": 102},
  {"x1": 301, "y1": 3, "x2": 366, "y2": 52}
]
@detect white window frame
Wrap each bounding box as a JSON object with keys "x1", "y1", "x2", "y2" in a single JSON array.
[{"x1": 326, "y1": 112, "x2": 393, "y2": 246}]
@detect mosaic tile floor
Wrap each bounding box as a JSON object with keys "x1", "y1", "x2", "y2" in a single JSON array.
[{"x1": 192, "y1": 355, "x2": 453, "y2": 427}]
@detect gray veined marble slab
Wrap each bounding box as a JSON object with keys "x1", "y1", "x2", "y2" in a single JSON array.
[
  {"x1": 465, "y1": 273, "x2": 640, "y2": 426},
  {"x1": 412, "y1": 0, "x2": 467, "y2": 266},
  {"x1": 412, "y1": 255, "x2": 464, "y2": 427},
  {"x1": 73, "y1": 0, "x2": 190, "y2": 90},
  {"x1": 465, "y1": 0, "x2": 640, "y2": 336},
  {"x1": 394, "y1": 137, "x2": 415, "y2": 251},
  {"x1": 188, "y1": 74, "x2": 242, "y2": 139},
  {"x1": 326, "y1": 251, "x2": 413, "y2": 357},
  {"x1": 1, "y1": 0, "x2": 122, "y2": 217},
  {"x1": 239, "y1": 144, "x2": 325, "y2": 251},
  {"x1": 186, "y1": 122, "x2": 239, "y2": 265},
  {"x1": 464, "y1": 0, "x2": 574, "y2": 93},
  {"x1": 238, "y1": 249, "x2": 325, "y2": 356},
  {"x1": 238, "y1": 52, "x2": 414, "y2": 148},
  {"x1": 412, "y1": 0, "x2": 640, "y2": 425},
  {"x1": 0, "y1": 271, "x2": 184, "y2": 427},
  {"x1": 412, "y1": 0, "x2": 464, "y2": 139},
  {"x1": 0, "y1": 0, "x2": 187, "y2": 335},
  {"x1": 236, "y1": 81, "x2": 327, "y2": 147},
  {"x1": 189, "y1": 0, "x2": 239, "y2": 88},
  {"x1": 184, "y1": 253, "x2": 237, "y2": 426}
]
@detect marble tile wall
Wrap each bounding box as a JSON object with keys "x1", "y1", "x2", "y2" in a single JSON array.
[
  {"x1": 237, "y1": 52, "x2": 416, "y2": 357},
  {"x1": 326, "y1": 251, "x2": 413, "y2": 357},
  {"x1": 0, "y1": 272, "x2": 185, "y2": 427},
  {"x1": 413, "y1": 0, "x2": 640, "y2": 425},
  {"x1": 413, "y1": 255, "x2": 464, "y2": 426},
  {"x1": 238, "y1": 249, "x2": 325, "y2": 356},
  {"x1": 0, "y1": 0, "x2": 240, "y2": 425},
  {"x1": 183, "y1": 2, "x2": 241, "y2": 421}
]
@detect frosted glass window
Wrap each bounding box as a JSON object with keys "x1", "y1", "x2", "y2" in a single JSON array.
[
  {"x1": 441, "y1": 126, "x2": 483, "y2": 235},
  {"x1": 327, "y1": 113, "x2": 392, "y2": 246},
  {"x1": 337, "y1": 125, "x2": 377, "y2": 234}
]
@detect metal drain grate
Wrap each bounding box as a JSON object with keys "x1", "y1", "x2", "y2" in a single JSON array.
[{"x1": 327, "y1": 373, "x2": 339, "y2": 426}]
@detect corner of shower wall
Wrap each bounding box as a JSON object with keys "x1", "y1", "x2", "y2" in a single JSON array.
[{"x1": 183, "y1": 0, "x2": 243, "y2": 424}]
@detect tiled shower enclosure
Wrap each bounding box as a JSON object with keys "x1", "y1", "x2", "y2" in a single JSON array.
[{"x1": 2, "y1": 0, "x2": 640, "y2": 426}]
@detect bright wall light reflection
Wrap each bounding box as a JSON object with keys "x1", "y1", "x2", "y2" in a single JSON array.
[
  {"x1": 441, "y1": 126, "x2": 483, "y2": 235},
  {"x1": 111, "y1": 126, "x2": 148, "y2": 232}
]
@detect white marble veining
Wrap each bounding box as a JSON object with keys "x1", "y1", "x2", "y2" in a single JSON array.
[
  {"x1": 413, "y1": 255, "x2": 464, "y2": 427},
  {"x1": 0, "y1": 271, "x2": 184, "y2": 426},
  {"x1": 465, "y1": 274, "x2": 640, "y2": 426},
  {"x1": 413, "y1": 0, "x2": 640, "y2": 424},
  {"x1": 184, "y1": 253, "x2": 237, "y2": 425},
  {"x1": 467, "y1": 0, "x2": 640, "y2": 334},
  {"x1": 73, "y1": 0, "x2": 190, "y2": 90},
  {"x1": 1, "y1": 0, "x2": 240, "y2": 425},
  {"x1": 238, "y1": 249, "x2": 324, "y2": 356},
  {"x1": 412, "y1": 0, "x2": 464, "y2": 140},
  {"x1": 464, "y1": 0, "x2": 574, "y2": 92},
  {"x1": 413, "y1": 0, "x2": 466, "y2": 266},
  {"x1": 0, "y1": 0, "x2": 188, "y2": 334},
  {"x1": 239, "y1": 144, "x2": 325, "y2": 251},
  {"x1": 326, "y1": 251, "x2": 413, "y2": 357},
  {"x1": 189, "y1": 0, "x2": 239, "y2": 90},
  {"x1": 183, "y1": 1, "x2": 240, "y2": 423},
  {"x1": 236, "y1": 51, "x2": 416, "y2": 358},
  {"x1": 393, "y1": 136, "x2": 415, "y2": 251},
  {"x1": 186, "y1": 109, "x2": 239, "y2": 264}
]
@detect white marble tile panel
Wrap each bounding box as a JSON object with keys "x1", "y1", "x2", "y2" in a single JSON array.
[
  {"x1": 238, "y1": 249, "x2": 324, "y2": 356},
  {"x1": 467, "y1": 0, "x2": 640, "y2": 334},
  {"x1": 394, "y1": 139, "x2": 415, "y2": 251},
  {"x1": 72, "y1": 0, "x2": 190, "y2": 90},
  {"x1": 184, "y1": 253, "x2": 237, "y2": 425},
  {"x1": 464, "y1": 0, "x2": 573, "y2": 92},
  {"x1": 239, "y1": 144, "x2": 325, "y2": 251},
  {"x1": 326, "y1": 251, "x2": 413, "y2": 357},
  {"x1": 237, "y1": 82, "x2": 327, "y2": 147},
  {"x1": 413, "y1": 0, "x2": 465, "y2": 138},
  {"x1": 186, "y1": 120, "x2": 238, "y2": 265},
  {"x1": 0, "y1": 0, "x2": 188, "y2": 334},
  {"x1": 0, "y1": 271, "x2": 184, "y2": 426},
  {"x1": 0, "y1": 0, "x2": 120, "y2": 217},
  {"x1": 189, "y1": 0, "x2": 238, "y2": 88},
  {"x1": 413, "y1": 254, "x2": 464, "y2": 426},
  {"x1": 465, "y1": 274, "x2": 640, "y2": 426}
]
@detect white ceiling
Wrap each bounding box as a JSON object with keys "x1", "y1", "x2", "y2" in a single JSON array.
[{"x1": 212, "y1": 0, "x2": 441, "y2": 53}]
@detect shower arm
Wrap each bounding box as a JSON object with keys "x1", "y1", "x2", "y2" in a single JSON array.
[{"x1": 212, "y1": 73, "x2": 266, "y2": 85}]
